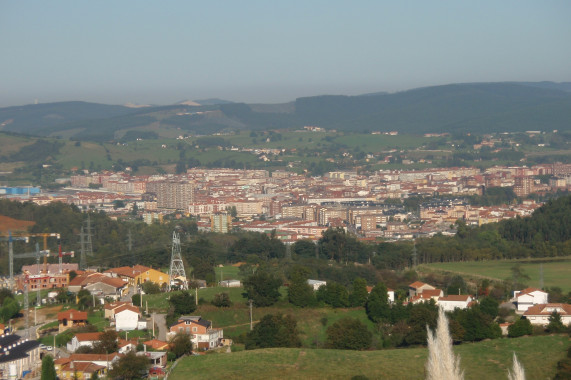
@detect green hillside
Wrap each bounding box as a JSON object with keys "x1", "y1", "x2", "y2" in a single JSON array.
[
  {"x1": 2, "y1": 82, "x2": 570, "y2": 141},
  {"x1": 169, "y1": 335, "x2": 569, "y2": 380}
]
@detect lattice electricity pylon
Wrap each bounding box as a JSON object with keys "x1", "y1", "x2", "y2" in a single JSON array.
[{"x1": 168, "y1": 231, "x2": 187, "y2": 291}]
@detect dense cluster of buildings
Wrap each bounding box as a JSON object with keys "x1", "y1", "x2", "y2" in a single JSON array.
[{"x1": 3, "y1": 163, "x2": 571, "y2": 242}]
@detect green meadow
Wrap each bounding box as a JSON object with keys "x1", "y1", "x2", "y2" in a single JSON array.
[
  {"x1": 422, "y1": 257, "x2": 571, "y2": 292},
  {"x1": 170, "y1": 335, "x2": 570, "y2": 380}
]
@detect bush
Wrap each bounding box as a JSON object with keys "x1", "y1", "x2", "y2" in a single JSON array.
[
  {"x1": 508, "y1": 318, "x2": 533, "y2": 338},
  {"x1": 326, "y1": 317, "x2": 372, "y2": 350},
  {"x1": 212, "y1": 293, "x2": 232, "y2": 308}
]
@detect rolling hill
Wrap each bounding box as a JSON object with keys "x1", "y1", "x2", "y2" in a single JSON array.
[{"x1": 1, "y1": 82, "x2": 570, "y2": 141}]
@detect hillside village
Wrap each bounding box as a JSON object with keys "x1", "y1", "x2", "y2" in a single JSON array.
[
  {"x1": 1, "y1": 164, "x2": 571, "y2": 378},
  {"x1": 0, "y1": 254, "x2": 569, "y2": 378}
]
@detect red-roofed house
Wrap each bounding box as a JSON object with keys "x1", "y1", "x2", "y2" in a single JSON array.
[
  {"x1": 104, "y1": 301, "x2": 133, "y2": 319},
  {"x1": 408, "y1": 281, "x2": 435, "y2": 298},
  {"x1": 409, "y1": 289, "x2": 444, "y2": 305},
  {"x1": 167, "y1": 316, "x2": 224, "y2": 350},
  {"x1": 54, "y1": 358, "x2": 107, "y2": 380},
  {"x1": 58, "y1": 309, "x2": 88, "y2": 332},
  {"x1": 67, "y1": 332, "x2": 102, "y2": 352},
  {"x1": 115, "y1": 305, "x2": 147, "y2": 331},
  {"x1": 513, "y1": 288, "x2": 549, "y2": 312},
  {"x1": 523, "y1": 303, "x2": 571, "y2": 326},
  {"x1": 437, "y1": 295, "x2": 474, "y2": 312}
]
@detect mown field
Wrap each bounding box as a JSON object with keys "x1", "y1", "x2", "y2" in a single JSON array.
[
  {"x1": 421, "y1": 257, "x2": 571, "y2": 292},
  {"x1": 169, "y1": 335, "x2": 570, "y2": 380}
]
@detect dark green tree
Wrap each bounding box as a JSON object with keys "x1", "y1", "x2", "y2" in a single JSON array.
[
  {"x1": 508, "y1": 318, "x2": 533, "y2": 338},
  {"x1": 169, "y1": 332, "x2": 193, "y2": 357},
  {"x1": 243, "y1": 271, "x2": 281, "y2": 307},
  {"x1": 169, "y1": 291, "x2": 197, "y2": 315},
  {"x1": 366, "y1": 283, "x2": 390, "y2": 323},
  {"x1": 350, "y1": 277, "x2": 369, "y2": 307},
  {"x1": 41, "y1": 354, "x2": 57, "y2": 380},
  {"x1": 547, "y1": 312, "x2": 566, "y2": 333},
  {"x1": 316, "y1": 282, "x2": 349, "y2": 308},
  {"x1": 212, "y1": 293, "x2": 232, "y2": 307},
  {"x1": 0, "y1": 297, "x2": 20, "y2": 323},
  {"x1": 108, "y1": 351, "x2": 149, "y2": 379},
  {"x1": 287, "y1": 266, "x2": 316, "y2": 307},
  {"x1": 326, "y1": 317, "x2": 372, "y2": 350},
  {"x1": 479, "y1": 297, "x2": 499, "y2": 319},
  {"x1": 245, "y1": 314, "x2": 301, "y2": 350}
]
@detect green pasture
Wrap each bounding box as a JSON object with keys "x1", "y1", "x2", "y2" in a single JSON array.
[
  {"x1": 170, "y1": 335, "x2": 569, "y2": 380},
  {"x1": 333, "y1": 133, "x2": 432, "y2": 150},
  {"x1": 422, "y1": 257, "x2": 571, "y2": 292}
]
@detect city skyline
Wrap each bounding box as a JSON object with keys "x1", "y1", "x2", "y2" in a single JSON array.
[{"x1": 1, "y1": 1, "x2": 571, "y2": 107}]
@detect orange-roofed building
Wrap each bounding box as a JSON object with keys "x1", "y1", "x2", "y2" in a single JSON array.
[
  {"x1": 54, "y1": 358, "x2": 107, "y2": 380},
  {"x1": 408, "y1": 281, "x2": 436, "y2": 298},
  {"x1": 523, "y1": 303, "x2": 571, "y2": 326},
  {"x1": 58, "y1": 309, "x2": 88, "y2": 332},
  {"x1": 143, "y1": 339, "x2": 169, "y2": 351}
]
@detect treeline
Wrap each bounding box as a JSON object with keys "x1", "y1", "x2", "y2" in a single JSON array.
[{"x1": 2, "y1": 194, "x2": 571, "y2": 278}]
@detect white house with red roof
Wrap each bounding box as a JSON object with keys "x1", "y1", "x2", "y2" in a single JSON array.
[
  {"x1": 437, "y1": 295, "x2": 474, "y2": 312},
  {"x1": 513, "y1": 288, "x2": 549, "y2": 312},
  {"x1": 67, "y1": 332, "x2": 102, "y2": 352},
  {"x1": 114, "y1": 305, "x2": 147, "y2": 331},
  {"x1": 523, "y1": 303, "x2": 571, "y2": 326},
  {"x1": 167, "y1": 316, "x2": 224, "y2": 350},
  {"x1": 409, "y1": 289, "x2": 444, "y2": 304}
]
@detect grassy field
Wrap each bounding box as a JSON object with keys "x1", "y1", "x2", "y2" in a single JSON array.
[
  {"x1": 421, "y1": 257, "x2": 571, "y2": 292},
  {"x1": 170, "y1": 335, "x2": 570, "y2": 380}
]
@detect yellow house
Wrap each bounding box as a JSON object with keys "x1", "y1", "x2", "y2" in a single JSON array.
[
  {"x1": 54, "y1": 358, "x2": 107, "y2": 380},
  {"x1": 133, "y1": 265, "x2": 169, "y2": 288}
]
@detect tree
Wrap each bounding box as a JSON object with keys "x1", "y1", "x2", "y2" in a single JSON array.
[
  {"x1": 212, "y1": 293, "x2": 232, "y2": 307},
  {"x1": 287, "y1": 266, "x2": 316, "y2": 307},
  {"x1": 77, "y1": 289, "x2": 94, "y2": 310},
  {"x1": 316, "y1": 282, "x2": 349, "y2": 308},
  {"x1": 245, "y1": 314, "x2": 301, "y2": 350},
  {"x1": 547, "y1": 312, "x2": 566, "y2": 333},
  {"x1": 350, "y1": 278, "x2": 369, "y2": 307},
  {"x1": 479, "y1": 297, "x2": 499, "y2": 319},
  {"x1": 108, "y1": 351, "x2": 149, "y2": 379},
  {"x1": 41, "y1": 354, "x2": 57, "y2": 380},
  {"x1": 243, "y1": 271, "x2": 281, "y2": 307},
  {"x1": 326, "y1": 317, "x2": 372, "y2": 350},
  {"x1": 92, "y1": 330, "x2": 118, "y2": 354},
  {"x1": 141, "y1": 281, "x2": 161, "y2": 294},
  {"x1": 168, "y1": 292, "x2": 197, "y2": 315},
  {"x1": 508, "y1": 318, "x2": 533, "y2": 338},
  {"x1": 169, "y1": 332, "x2": 193, "y2": 357},
  {"x1": 90, "y1": 371, "x2": 99, "y2": 380},
  {"x1": 0, "y1": 297, "x2": 20, "y2": 323},
  {"x1": 366, "y1": 283, "x2": 390, "y2": 323}
]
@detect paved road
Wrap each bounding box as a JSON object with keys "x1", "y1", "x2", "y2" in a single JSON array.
[{"x1": 152, "y1": 313, "x2": 167, "y2": 341}]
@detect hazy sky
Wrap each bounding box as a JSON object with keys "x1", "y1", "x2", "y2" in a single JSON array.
[{"x1": 1, "y1": 1, "x2": 570, "y2": 107}]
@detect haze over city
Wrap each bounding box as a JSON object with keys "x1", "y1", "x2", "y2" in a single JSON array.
[{"x1": 1, "y1": 1, "x2": 570, "y2": 107}]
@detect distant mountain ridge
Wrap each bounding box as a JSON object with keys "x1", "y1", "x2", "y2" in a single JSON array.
[{"x1": 1, "y1": 82, "x2": 570, "y2": 141}]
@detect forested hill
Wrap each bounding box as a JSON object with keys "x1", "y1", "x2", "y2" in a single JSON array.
[
  {"x1": 414, "y1": 194, "x2": 571, "y2": 265},
  {"x1": 1, "y1": 82, "x2": 570, "y2": 141}
]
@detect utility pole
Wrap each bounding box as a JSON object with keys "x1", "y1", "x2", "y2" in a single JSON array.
[
  {"x1": 79, "y1": 227, "x2": 86, "y2": 270},
  {"x1": 412, "y1": 242, "x2": 418, "y2": 268},
  {"x1": 539, "y1": 263, "x2": 544, "y2": 290},
  {"x1": 249, "y1": 299, "x2": 253, "y2": 331}
]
